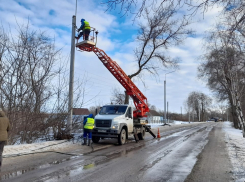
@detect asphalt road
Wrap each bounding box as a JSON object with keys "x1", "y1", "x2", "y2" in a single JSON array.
[
  {"x1": 185, "y1": 122, "x2": 233, "y2": 182},
  {"x1": 1, "y1": 122, "x2": 232, "y2": 182}
]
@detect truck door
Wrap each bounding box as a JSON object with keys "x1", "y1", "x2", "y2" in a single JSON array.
[{"x1": 126, "y1": 107, "x2": 133, "y2": 133}]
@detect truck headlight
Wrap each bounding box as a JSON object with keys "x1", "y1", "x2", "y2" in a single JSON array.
[{"x1": 112, "y1": 124, "x2": 118, "y2": 129}]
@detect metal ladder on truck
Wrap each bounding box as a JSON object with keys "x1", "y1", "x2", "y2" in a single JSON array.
[{"x1": 75, "y1": 30, "x2": 156, "y2": 142}]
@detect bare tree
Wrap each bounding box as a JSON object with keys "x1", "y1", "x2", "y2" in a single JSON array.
[
  {"x1": 122, "y1": 5, "x2": 192, "y2": 103},
  {"x1": 198, "y1": 29, "x2": 245, "y2": 136},
  {"x1": 149, "y1": 104, "x2": 157, "y2": 111},
  {"x1": 218, "y1": 103, "x2": 228, "y2": 120},
  {"x1": 0, "y1": 23, "x2": 62, "y2": 143},
  {"x1": 104, "y1": 0, "x2": 245, "y2": 41},
  {"x1": 223, "y1": 1, "x2": 245, "y2": 36},
  {"x1": 185, "y1": 91, "x2": 212, "y2": 122},
  {"x1": 0, "y1": 23, "x2": 88, "y2": 143},
  {"x1": 44, "y1": 59, "x2": 89, "y2": 141},
  {"x1": 104, "y1": 0, "x2": 194, "y2": 18},
  {"x1": 104, "y1": 0, "x2": 244, "y2": 18},
  {"x1": 89, "y1": 105, "x2": 102, "y2": 116},
  {"x1": 110, "y1": 87, "x2": 125, "y2": 104}
]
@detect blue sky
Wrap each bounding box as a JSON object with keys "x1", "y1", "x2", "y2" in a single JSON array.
[{"x1": 0, "y1": 0, "x2": 223, "y2": 113}]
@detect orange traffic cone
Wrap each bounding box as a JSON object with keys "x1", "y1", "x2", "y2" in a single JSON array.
[{"x1": 157, "y1": 128, "x2": 161, "y2": 138}]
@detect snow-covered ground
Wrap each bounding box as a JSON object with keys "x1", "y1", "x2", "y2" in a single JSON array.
[
  {"x1": 223, "y1": 121, "x2": 245, "y2": 182},
  {"x1": 3, "y1": 140, "x2": 71, "y2": 158},
  {"x1": 149, "y1": 120, "x2": 193, "y2": 128}
]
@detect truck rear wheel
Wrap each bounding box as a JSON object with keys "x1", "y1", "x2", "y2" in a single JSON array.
[
  {"x1": 138, "y1": 128, "x2": 145, "y2": 140},
  {"x1": 92, "y1": 136, "x2": 100, "y2": 143},
  {"x1": 118, "y1": 128, "x2": 126, "y2": 145}
]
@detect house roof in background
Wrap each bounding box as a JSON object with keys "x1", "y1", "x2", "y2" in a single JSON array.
[{"x1": 73, "y1": 108, "x2": 90, "y2": 115}]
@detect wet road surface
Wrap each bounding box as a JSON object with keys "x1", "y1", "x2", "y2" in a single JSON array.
[
  {"x1": 185, "y1": 123, "x2": 233, "y2": 182},
  {"x1": 1, "y1": 122, "x2": 220, "y2": 182}
]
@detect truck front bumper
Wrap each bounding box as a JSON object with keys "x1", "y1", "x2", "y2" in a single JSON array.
[{"x1": 92, "y1": 128, "x2": 119, "y2": 138}]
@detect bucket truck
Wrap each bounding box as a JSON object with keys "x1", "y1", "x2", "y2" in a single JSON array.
[{"x1": 76, "y1": 31, "x2": 156, "y2": 145}]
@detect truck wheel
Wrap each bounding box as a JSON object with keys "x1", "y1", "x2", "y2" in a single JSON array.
[
  {"x1": 118, "y1": 128, "x2": 126, "y2": 145},
  {"x1": 92, "y1": 136, "x2": 100, "y2": 143},
  {"x1": 138, "y1": 128, "x2": 145, "y2": 140}
]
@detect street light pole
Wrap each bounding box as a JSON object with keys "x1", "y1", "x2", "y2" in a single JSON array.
[
  {"x1": 68, "y1": 15, "x2": 76, "y2": 134},
  {"x1": 181, "y1": 107, "x2": 182, "y2": 120},
  {"x1": 164, "y1": 70, "x2": 175, "y2": 123},
  {"x1": 164, "y1": 79, "x2": 166, "y2": 122},
  {"x1": 227, "y1": 108, "x2": 229, "y2": 121},
  {"x1": 199, "y1": 108, "x2": 200, "y2": 122}
]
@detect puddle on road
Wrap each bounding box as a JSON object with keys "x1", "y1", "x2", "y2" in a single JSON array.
[
  {"x1": 1, "y1": 156, "x2": 78, "y2": 180},
  {"x1": 1, "y1": 145, "x2": 144, "y2": 181},
  {"x1": 41, "y1": 145, "x2": 145, "y2": 181},
  {"x1": 37, "y1": 163, "x2": 96, "y2": 182}
]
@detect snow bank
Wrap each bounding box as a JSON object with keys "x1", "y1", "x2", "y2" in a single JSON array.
[
  {"x1": 3, "y1": 140, "x2": 73, "y2": 158},
  {"x1": 173, "y1": 121, "x2": 194, "y2": 124},
  {"x1": 223, "y1": 121, "x2": 245, "y2": 182},
  {"x1": 149, "y1": 120, "x2": 193, "y2": 128}
]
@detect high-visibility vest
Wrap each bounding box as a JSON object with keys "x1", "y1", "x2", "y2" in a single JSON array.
[
  {"x1": 83, "y1": 21, "x2": 91, "y2": 30},
  {"x1": 84, "y1": 118, "x2": 94, "y2": 130}
]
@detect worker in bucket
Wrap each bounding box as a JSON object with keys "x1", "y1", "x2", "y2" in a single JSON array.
[
  {"x1": 82, "y1": 114, "x2": 94, "y2": 146},
  {"x1": 76, "y1": 18, "x2": 91, "y2": 40}
]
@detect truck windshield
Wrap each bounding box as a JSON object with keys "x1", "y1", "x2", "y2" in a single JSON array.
[{"x1": 99, "y1": 106, "x2": 128, "y2": 115}]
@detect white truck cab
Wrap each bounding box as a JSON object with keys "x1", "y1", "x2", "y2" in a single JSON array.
[{"x1": 92, "y1": 105, "x2": 134, "y2": 145}]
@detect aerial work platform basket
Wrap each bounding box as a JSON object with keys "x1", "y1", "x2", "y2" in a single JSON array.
[{"x1": 76, "y1": 40, "x2": 95, "y2": 52}]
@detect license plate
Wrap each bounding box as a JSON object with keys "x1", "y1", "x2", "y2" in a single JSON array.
[{"x1": 98, "y1": 130, "x2": 106, "y2": 133}]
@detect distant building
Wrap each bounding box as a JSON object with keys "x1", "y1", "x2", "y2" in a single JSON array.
[
  {"x1": 147, "y1": 109, "x2": 164, "y2": 123},
  {"x1": 73, "y1": 108, "x2": 90, "y2": 115},
  {"x1": 72, "y1": 108, "x2": 90, "y2": 123}
]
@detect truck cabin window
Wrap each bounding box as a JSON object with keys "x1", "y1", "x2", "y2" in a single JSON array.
[{"x1": 99, "y1": 106, "x2": 128, "y2": 115}]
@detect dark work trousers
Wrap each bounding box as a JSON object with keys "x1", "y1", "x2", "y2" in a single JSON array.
[
  {"x1": 83, "y1": 129, "x2": 92, "y2": 139},
  {"x1": 0, "y1": 141, "x2": 5, "y2": 171},
  {"x1": 78, "y1": 29, "x2": 91, "y2": 40}
]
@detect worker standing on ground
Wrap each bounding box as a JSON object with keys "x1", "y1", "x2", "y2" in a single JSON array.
[
  {"x1": 0, "y1": 108, "x2": 10, "y2": 172},
  {"x1": 76, "y1": 18, "x2": 91, "y2": 40},
  {"x1": 82, "y1": 114, "x2": 94, "y2": 146}
]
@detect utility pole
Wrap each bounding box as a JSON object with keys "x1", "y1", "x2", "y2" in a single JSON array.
[
  {"x1": 181, "y1": 107, "x2": 182, "y2": 120},
  {"x1": 164, "y1": 79, "x2": 166, "y2": 123},
  {"x1": 167, "y1": 101, "x2": 169, "y2": 123},
  {"x1": 68, "y1": 15, "x2": 76, "y2": 134},
  {"x1": 164, "y1": 70, "x2": 175, "y2": 123},
  {"x1": 227, "y1": 108, "x2": 229, "y2": 121},
  {"x1": 199, "y1": 108, "x2": 200, "y2": 122}
]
